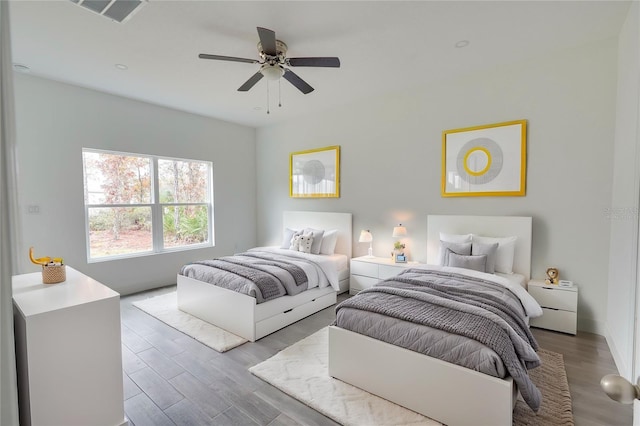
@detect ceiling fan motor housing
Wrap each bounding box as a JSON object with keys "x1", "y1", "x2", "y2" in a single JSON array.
[{"x1": 258, "y1": 40, "x2": 288, "y2": 64}]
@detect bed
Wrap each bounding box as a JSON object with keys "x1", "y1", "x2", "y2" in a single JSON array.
[
  {"x1": 328, "y1": 215, "x2": 538, "y2": 426},
  {"x1": 177, "y1": 211, "x2": 352, "y2": 342}
]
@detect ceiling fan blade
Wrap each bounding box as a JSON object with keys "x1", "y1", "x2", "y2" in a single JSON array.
[
  {"x1": 199, "y1": 54, "x2": 259, "y2": 64},
  {"x1": 257, "y1": 27, "x2": 277, "y2": 56},
  {"x1": 288, "y1": 57, "x2": 341, "y2": 68},
  {"x1": 238, "y1": 72, "x2": 264, "y2": 92},
  {"x1": 283, "y1": 69, "x2": 314, "y2": 94}
]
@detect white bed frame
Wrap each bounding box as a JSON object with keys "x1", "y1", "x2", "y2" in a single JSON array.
[
  {"x1": 178, "y1": 211, "x2": 352, "y2": 342},
  {"x1": 329, "y1": 215, "x2": 532, "y2": 426}
]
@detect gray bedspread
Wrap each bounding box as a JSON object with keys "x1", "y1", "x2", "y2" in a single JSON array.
[
  {"x1": 180, "y1": 251, "x2": 311, "y2": 303},
  {"x1": 335, "y1": 268, "x2": 542, "y2": 412}
]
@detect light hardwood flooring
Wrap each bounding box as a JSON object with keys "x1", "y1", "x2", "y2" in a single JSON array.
[{"x1": 121, "y1": 286, "x2": 632, "y2": 425}]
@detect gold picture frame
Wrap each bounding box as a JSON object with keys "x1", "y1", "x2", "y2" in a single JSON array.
[
  {"x1": 441, "y1": 119, "x2": 527, "y2": 197},
  {"x1": 290, "y1": 146, "x2": 340, "y2": 198}
]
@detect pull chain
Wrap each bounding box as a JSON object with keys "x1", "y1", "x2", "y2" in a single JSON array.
[
  {"x1": 278, "y1": 79, "x2": 282, "y2": 108},
  {"x1": 266, "y1": 81, "x2": 270, "y2": 114}
]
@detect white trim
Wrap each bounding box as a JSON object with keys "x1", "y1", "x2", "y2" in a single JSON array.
[
  {"x1": 606, "y1": 324, "x2": 631, "y2": 380},
  {"x1": 81, "y1": 148, "x2": 214, "y2": 262}
]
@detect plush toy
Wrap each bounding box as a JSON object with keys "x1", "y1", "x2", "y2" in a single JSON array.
[
  {"x1": 545, "y1": 267, "x2": 559, "y2": 285},
  {"x1": 289, "y1": 235, "x2": 301, "y2": 251},
  {"x1": 298, "y1": 234, "x2": 314, "y2": 254}
]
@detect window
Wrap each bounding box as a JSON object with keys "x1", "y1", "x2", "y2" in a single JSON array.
[{"x1": 82, "y1": 148, "x2": 213, "y2": 261}]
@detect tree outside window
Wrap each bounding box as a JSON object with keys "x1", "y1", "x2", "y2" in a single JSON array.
[{"x1": 83, "y1": 149, "x2": 213, "y2": 261}]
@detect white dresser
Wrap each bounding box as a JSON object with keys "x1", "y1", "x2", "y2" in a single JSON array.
[
  {"x1": 13, "y1": 267, "x2": 127, "y2": 426},
  {"x1": 350, "y1": 256, "x2": 419, "y2": 295},
  {"x1": 528, "y1": 279, "x2": 578, "y2": 335}
]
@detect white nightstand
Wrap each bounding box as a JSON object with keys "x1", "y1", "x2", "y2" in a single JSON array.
[
  {"x1": 350, "y1": 256, "x2": 420, "y2": 295},
  {"x1": 528, "y1": 280, "x2": 578, "y2": 335}
]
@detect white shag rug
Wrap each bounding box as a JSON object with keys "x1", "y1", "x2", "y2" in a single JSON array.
[
  {"x1": 249, "y1": 327, "x2": 441, "y2": 426},
  {"x1": 132, "y1": 292, "x2": 247, "y2": 353}
]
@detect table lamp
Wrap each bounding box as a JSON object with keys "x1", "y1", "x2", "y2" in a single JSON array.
[{"x1": 359, "y1": 230, "x2": 373, "y2": 257}]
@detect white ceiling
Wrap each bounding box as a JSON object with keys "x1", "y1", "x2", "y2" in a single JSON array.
[{"x1": 9, "y1": 0, "x2": 630, "y2": 128}]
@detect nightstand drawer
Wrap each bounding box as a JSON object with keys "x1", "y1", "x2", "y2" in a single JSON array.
[
  {"x1": 530, "y1": 308, "x2": 577, "y2": 335},
  {"x1": 351, "y1": 261, "x2": 379, "y2": 277},
  {"x1": 350, "y1": 275, "x2": 379, "y2": 293},
  {"x1": 528, "y1": 286, "x2": 577, "y2": 311},
  {"x1": 378, "y1": 265, "x2": 406, "y2": 280}
]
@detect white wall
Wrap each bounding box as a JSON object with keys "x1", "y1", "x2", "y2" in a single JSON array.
[
  {"x1": 607, "y1": 2, "x2": 639, "y2": 380},
  {"x1": 14, "y1": 74, "x2": 257, "y2": 295},
  {"x1": 256, "y1": 38, "x2": 618, "y2": 335}
]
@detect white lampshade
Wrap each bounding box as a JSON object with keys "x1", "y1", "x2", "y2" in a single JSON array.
[
  {"x1": 359, "y1": 230, "x2": 374, "y2": 257},
  {"x1": 359, "y1": 230, "x2": 373, "y2": 243},
  {"x1": 392, "y1": 224, "x2": 407, "y2": 238}
]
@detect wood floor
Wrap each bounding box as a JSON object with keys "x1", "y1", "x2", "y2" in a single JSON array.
[{"x1": 121, "y1": 286, "x2": 632, "y2": 426}]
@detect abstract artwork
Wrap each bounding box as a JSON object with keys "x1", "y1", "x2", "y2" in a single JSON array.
[
  {"x1": 290, "y1": 146, "x2": 340, "y2": 198},
  {"x1": 442, "y1": 120, "x2": 527, "y2": 197}
]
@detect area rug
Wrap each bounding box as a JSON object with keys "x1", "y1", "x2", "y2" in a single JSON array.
[
  {"x1": 132, "y1": 292, "x2": 247, "y2": 353},
  {"x1": 249, "y1": 327, "x2": 574, "y2": 426}
]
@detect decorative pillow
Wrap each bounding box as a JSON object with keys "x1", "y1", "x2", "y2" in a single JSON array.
[
  {"x1": 320, "y1": 229, "x2": 338, "y2": 255},
  {"x1": 298, "y1": 233, "x2": 314, "y2": 254},
  {"x1": 438, "y1": 241, "x2": 472, "y2": 265},
  {"x1": 289, "y1": 234, "x2": 302, "y2": 251},
  {"x1": 471, "y1": 242, "x2": 499, "y2": 274},
  {"x1": 446, "y1": 251, "x2": 487, "y2": 273},
  {"x1": 282, "y1": 228, "x2": 301, "y2": 249},
  {"x1": 471, "y1": 235, "x2": 517, "y2": 274},
  {"x1": 304, "y1": 228, "x2": 325, "y2": 255},
  {"x1": 438, "y1": 233, "x2": 472, "y2": 264}
]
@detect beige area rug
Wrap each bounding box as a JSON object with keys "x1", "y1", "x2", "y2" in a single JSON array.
[
  {"x1": 249, "y1": 327, "x2": 574, "y2": 426},
  {"x1": 132, "y1": 292, "x2": 247, "y2": 353}
]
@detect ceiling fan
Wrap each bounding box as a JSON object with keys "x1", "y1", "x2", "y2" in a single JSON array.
[{"x1": 199, "y1": 27, "x2": 340, "y2": 95}]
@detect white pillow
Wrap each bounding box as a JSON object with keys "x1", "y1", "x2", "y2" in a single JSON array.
[
  {"x1": 282, "y1": 228, "x2": 301, "y2": 249},
  {"x1": 471, "y1": 235, "x2": 517, "y2": 274},
  {"x1": 320, "y1": 229, "x2": 338, "y2": 255},
  {"x1": 439, "y1": 232, "x2": 472, "y2": 243},
  {"x1": 304, "y1": 228, "x2": 325, "y2": 255}
]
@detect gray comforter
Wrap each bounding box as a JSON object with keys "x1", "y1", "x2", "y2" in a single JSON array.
[
  {"x1": 335, "y1": 268, "x2": 542, "y2": 412},
  {"x1": 180, "y1": 251, "x2": 312, "y2": 303}
]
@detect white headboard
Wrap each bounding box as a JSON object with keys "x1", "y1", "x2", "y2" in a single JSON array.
[
  {"x1": 283, "y1": 211, "x2": 353, "y2": 258},
  {"x1": 426, "y1": 215, "x2": 532, "y2": 279}
]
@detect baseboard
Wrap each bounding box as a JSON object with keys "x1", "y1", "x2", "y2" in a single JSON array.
[
  {"x1": 578, "y1": 317, "x2": 606, "y2": 336},
  {"x1": 604, "y1": 325, "x2": 631, "y2": 378}
]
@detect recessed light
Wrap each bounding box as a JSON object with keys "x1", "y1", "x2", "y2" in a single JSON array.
[
  {"x1": 13, "y1": 63, "x2": 30, "y2": 72},
  {"x1": 115, "y1": 64, "x2": 128, "y2": 70},
  {"x1": 455, "y1": 40, "x2": 470, "y2": 48}
]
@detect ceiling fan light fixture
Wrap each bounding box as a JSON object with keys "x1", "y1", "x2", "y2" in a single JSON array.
[{"x1": 260, "y1": 64, "x2": 284, "y2": 81}]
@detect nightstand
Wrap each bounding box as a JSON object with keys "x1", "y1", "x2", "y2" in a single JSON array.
[
  {"x1": 528, "y1": 280, "x2": 578, "y2": 335},
  {"x1": 350, "y1": 256, "x2": 419, "y2": 295}
]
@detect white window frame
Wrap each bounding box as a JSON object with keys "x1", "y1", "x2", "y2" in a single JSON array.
[{"x1": 83, "y1": 148, "x2": 214, "y2": 263}]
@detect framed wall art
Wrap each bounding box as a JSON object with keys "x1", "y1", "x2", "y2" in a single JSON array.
[
  {"x1": 441, "y1": 119, "x2": 527, "y2": 197},
  {"x1": 290, "y1": 145, "x2": 340, "y2": 198}
]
